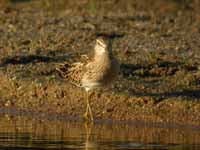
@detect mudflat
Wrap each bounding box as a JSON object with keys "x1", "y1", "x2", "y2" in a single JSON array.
[{"x1": 0, "y1": 0, "x2": 200, "y2": 126}]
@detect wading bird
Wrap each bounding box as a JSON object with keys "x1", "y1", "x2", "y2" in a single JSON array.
[{"x1": 57, "y1": 37, "x2": 120, "y2": 122}]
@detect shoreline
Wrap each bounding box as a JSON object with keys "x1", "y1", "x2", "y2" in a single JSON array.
[{"x1": 0, "y1": 0, "x2": 200, "y2": 127}]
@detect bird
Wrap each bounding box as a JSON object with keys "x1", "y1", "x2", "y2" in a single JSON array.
[{"x1": 56, "y1": 37, "x2": 120, "y2": 122}]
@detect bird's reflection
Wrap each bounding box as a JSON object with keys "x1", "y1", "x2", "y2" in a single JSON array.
[
  {"x1": 84, "y1": 123, "x2": 99, "y2": 150},
  {"x1": 0, "y1": 114, "x2": 199, "y2": 150}
]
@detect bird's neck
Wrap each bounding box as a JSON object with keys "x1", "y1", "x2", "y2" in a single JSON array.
[{"x1": 94, "y1": 51, "x2": 111, "y2": 63}]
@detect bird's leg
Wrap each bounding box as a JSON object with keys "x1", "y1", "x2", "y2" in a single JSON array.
[
  {"x1": 84, "y1": 91, "x2": 89, "y2": 118},
  {"x1": 84, "y1": 121, "x2": 93, "y2": 149},
  {"x1": 83, "y1": 90, "x2": 94, "y2": 122},
  {"x1": 87, "y1": 91, "x2": 94, "y2": 121}
]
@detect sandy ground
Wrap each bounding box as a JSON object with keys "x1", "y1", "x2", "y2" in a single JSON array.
[{"x1": 0, "y1": 0, "x2": 200, "y2": 126}]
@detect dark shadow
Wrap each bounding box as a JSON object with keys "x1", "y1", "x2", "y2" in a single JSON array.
[
  {"x1": 0, "y1": 54, "x2": 69, "y2": 66},
  {"x1": 120, "y1": 60, "x2": 198, "y2": 79},
  {"x1": 172, "y1": 0, "x2": 193, "y2": 9},
  {"x1": 96, "y1": 31, "x2": 125, "y2": 39},
  {"x1": 10, "y1": 0, "x2": 31, "y2": 3},
  {"x1": 120, "y1": 63, "x2": 141, "y2": 77},
  {"x1": 120, "y1": 61, "x2": 200, "y2": 100},
  {"x1": 2, "y1": 55, "x2": 53, "y2": 65},
  {"x1": 131, "y1": 89, "x2": 200, "y2": 100}
]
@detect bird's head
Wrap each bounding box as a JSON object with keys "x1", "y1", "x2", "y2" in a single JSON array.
[{"x1": 94, "y1": 38, "x2": 108, "y2": 55}]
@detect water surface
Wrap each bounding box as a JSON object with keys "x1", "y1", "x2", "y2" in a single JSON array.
[{"x1": 0, "y1": 110, "x2": 199, "y2": 150}]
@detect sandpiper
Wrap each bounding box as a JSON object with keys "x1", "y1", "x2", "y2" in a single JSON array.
[{"x1": 57, "y1": 37, "x2": 120, "y2": 122}]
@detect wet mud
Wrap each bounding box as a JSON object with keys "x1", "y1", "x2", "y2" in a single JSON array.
[{"x1": 0, "y1": 0, "x2": 200, "y2": 125}]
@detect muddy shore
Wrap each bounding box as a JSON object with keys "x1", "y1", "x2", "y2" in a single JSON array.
[{"x1": 0, "y1": 0, "x2": 200, "y2": 126}]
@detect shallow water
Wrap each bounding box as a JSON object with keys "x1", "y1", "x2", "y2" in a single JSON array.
[{"x1": 0, "y1": 110, "x2": 200, "y2": 150}]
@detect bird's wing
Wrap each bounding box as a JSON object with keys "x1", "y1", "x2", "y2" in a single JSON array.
[{"x1": 56, "y1": 54, "x2": 91, "y2": 87}]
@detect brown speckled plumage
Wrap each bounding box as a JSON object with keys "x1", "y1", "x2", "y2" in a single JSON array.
[
  {"x1": 57, "y1": 37, "x2": 119, "y2": 91},
  {"x1": 56, "y1": 37, "x2": 120, "y2": 121}
]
